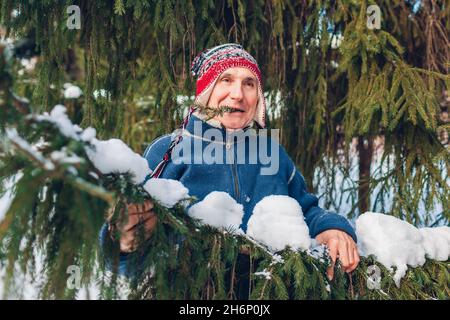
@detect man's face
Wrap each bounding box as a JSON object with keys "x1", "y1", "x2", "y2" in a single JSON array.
[{"x1": 207, "y1": 67, "x2": 259, "y2": 130}]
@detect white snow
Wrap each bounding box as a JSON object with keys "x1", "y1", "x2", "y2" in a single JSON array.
[
  {"x1": 32, "y1": 105, "x2": 95, "y2": 143},
  {"x1": 34, "y1": 105, "x2": 83, "y2": 140},
  {"x1": 63, "y1": 84, "x2": 83, "y2": 99},
  {"x1": 271, "y1": 254, "x2": 284, "y2": 265},
  {"x1": 307, "y1": 241, "x2": 328, "y2": 263},
  {"x1": 50, "y1": 147, "x2": 83, "y2": 164},
  {"x1": 187, "y1": 191, "x2": 244, "y2": 232},
  {"x1": 247, "y1": 195, "x2": 312, "y2": 252},
  {"x1": 0, "y1": 173, "x2": 23, "y2": 223},
  {"x1": 93, "y1": 89, "x2": 110, "y2": 100},
  {"x1": 31, "y1": 106, "x2": 150, "y2": 184},
  {"x1": 0, "y1": 189, "x2": 13, "y2": 223},
  {"x1": 419, "y1": 227, "x2": 450, "y2": 261},
  {"x1": 5, "y1": 128, "x2": 55, "y2": 171},
  {"x1": 86, "y1": 138, "x2": 151, "y2": 185},
  {"x1": 11, "y1": 105, "x2": 153, "y2": 186},
  {"x1": 143, "y1": 178, "x2": 190, "y2": 208},
  {"x1": 89, "y1": 171, "x2": 99, "y2": 180},
  {"x1": 356, "y1": 212, "x2": 450, "y2": 287},
  {"x1": 80, "y1": 127, "x2": 96, "y2": 142},
  {"x1": 254, "y1": 269, "x2": 272, "y2": 280}
]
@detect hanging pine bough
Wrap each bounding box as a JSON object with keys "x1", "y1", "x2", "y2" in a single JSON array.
[
  {"x1": 0, "y1": 102, "x2": 448, "y2": 300},
  {"x1": 0, "y1": 2, "x2": 449, "y2": 299},
  {"x1": 0, "y1": 0, "x2": 450, "y2": 231},
  {"x1": 1, "y1": 0, "x2": 448, "y2": 229}
]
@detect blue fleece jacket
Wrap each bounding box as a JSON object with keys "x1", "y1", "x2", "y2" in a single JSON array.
[{"x1": 100, "y1": 114, "x2": 356, "y2": 274}]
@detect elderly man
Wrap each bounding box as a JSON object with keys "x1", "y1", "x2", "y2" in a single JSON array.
[{"x1": 105, "y1": 43, "x2": 359, "y2": 281}]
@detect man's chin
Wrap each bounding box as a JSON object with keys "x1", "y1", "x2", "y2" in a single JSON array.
[
  {"x1": 222, "y1": 120, "x2": 249, "y2": 130},
  {"x1": 217, "y1": 114, "x2": 251, "y2": 130}
]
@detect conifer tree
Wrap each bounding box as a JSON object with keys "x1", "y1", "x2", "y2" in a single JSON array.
[{"x1": 0, "y1": 1, "x2": 448, "y2": 299}]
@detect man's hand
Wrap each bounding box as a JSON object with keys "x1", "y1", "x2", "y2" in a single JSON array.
[
  {"x1": 114, "y1": 200, "x2": 157, "y2": 253},
  {"x1": 315, "y1": 229, "x2": 360, "y2": 280}
]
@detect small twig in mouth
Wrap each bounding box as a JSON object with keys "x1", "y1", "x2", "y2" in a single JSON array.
[{"x1": 192, "y1": 102, "x2": 245, "y2": 120}]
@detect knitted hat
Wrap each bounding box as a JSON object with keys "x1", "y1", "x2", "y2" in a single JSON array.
[{"x1": 191, "y1": 43, "x2": 266, "y2": 128}]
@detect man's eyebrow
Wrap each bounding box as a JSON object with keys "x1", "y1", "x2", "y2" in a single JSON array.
[{"x1": 219, "y1": 73, "x2": 256, "y2": 82}]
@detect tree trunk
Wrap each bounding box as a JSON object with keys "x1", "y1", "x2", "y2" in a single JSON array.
[{"x1": 358, "y1": 136, "x2": 373, "y2": 214}]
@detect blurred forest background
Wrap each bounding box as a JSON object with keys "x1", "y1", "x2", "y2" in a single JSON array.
[
  {"x1": 0, "y1": 0, "x2": 448, "y2": 299},
  {"x1": 2, "y1": 0, "x2": 448, "y2": 225}
]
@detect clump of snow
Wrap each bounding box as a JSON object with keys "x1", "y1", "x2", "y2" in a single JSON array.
[
  {"x1": 307, "y1": 241, "x2": 329, "y2": 263},
  {"x1": 0, "y1": 189, "x2": 13, "y2": 223},
  {"x1": 27, "y1": 105, "x2": 152, "y2": 184},
  {"x1": 63, "y1": 83, "x2": 83, "y2": 99},
  {"x1": 50, "y1": 147, "x2": 83, "y2": 165},
  {"x1": 80, "y1": 127, "x2": 96, "y2": 142},
  {"x1": 89, "y1": 171, "x2": 99, "y2": 180},
  {"x1": 5, "y1": 128, "x2": 55, "y2": 171},
  {"x1": 47, "y1": 105, "x2": 85, "y2": 139},
  {"x1": 0, "y1": 173, "x2": 23, "y2": 223},
  {"x1": 34, "y1": 105, "x2": 81, "y2": 140},
  {"x1": 269, "y1": 253, "x2": 284, "y2": 266},
  {"x1": 93, "y1": 89, "x2": 111, "y2": 100},
  {"x1": 419, "y1": 227, "x2": 450, "y2": 261},
  {"x1": 143, "y1": 178, "x2": 190, "y2": 208},
  {"x1": 187, "y1": 191, "x2": 244, "y2": 232},
  {"x1": 356, "y1": 212, "x2": 450, "y2": 287},
  {"x1": 87, "y1": 138, "x2": 151, "y2": 185},
  {"x1": 254, "y1": 269, "x2": 272, "y2": 280},
  {"x1": 247, "y1": 195, "x2": 311, "y2": 252}
]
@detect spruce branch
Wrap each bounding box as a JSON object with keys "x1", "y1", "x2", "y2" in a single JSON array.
[{"x1": 192, "y1": 102, "x2": 246, "y2": 121}]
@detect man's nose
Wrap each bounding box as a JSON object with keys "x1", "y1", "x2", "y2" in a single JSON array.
[{"x1": 229, "y1": 82, "x2": 244, "y2": 101}]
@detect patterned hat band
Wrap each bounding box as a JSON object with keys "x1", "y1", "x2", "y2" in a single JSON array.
[
  {"x1": 191, "y1": 43, "x2": 259, "y2": 78},
  {"x1": 191, "y1": 43, "x2": 266, "y2": 128}
]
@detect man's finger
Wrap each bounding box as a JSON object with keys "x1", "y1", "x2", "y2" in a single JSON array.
[
  {"x1": 127, "y1": 203, "x2": 144, "y2": 215},
  {"x1": 122, "y1": 211, "x2": 155, "y2": 232},
  {"x1": 143, "y1": 214, "x2": 158, "y2": 240},
  {"x1": 327, "y1": 240, "x2": 338, "y2": 280},
  {"x1": 348, "y1": 247, "x2": 360, "y2": 272},
  {"x1": 120, "y1": 229, "x2": 137, "y2": 252},
  {"x1": 338, "y1": 241, "x2": 350, "y2": 270},
  {"x1": 347, "y1": 241, "x2": 355, "y2": 267},
  {"x1": 128, "y1": 202, "x2": 153, "y2": 215},
  {"x1": 143, "y1": 200, "x2": 154, "y2": 212},
  {"x1": 126, "y1": 203, "x2": 136, "y2": 214},
  {"x1": 128, "y1": 213, "x2": 156, "y2": 231}
]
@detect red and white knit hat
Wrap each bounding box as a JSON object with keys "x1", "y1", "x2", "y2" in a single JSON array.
[{"x1": 191, "y1": 43, "x2": 266, "y2": 128}]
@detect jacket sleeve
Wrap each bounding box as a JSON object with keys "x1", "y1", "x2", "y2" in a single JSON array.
[
  {"x1": 142, "y1": 134, "x2": 172, "y2": 171},
  {"x1": 287, "y1": 163, "x2": 357, "y2": 242},
  {"x1": 98, "y1": 134, "x2": 172, "y2": 276}
]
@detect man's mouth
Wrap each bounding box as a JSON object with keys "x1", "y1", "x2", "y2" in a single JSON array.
[{"x1": 228, "y1": 107, "x2": 245, "y2": 113}]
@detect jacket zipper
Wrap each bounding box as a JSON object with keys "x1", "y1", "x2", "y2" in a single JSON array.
[
  {"x1": 227, "y1": 139, "x2": 240, "y2": 201},
  {"x1": 232, "y1": 162, "x2": 240, "y2": 201}
]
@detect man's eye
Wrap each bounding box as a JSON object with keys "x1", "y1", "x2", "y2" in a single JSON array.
[
  {"x1": 222, "y1": 78, "x2": 230, "y2": 82},
  {"x1": 246, "y1": 82, "x2": 255, "y2": 87}
]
